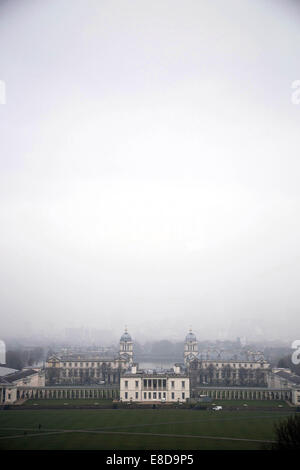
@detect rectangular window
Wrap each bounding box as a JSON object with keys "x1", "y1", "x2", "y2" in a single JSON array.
[
  {"x1": 125, "y1": 380, "x2": 128, "y2": 388},
  {"x1": 153, "y1": 392, "x2": 157, "y2": 399},
  {"x1": 148, "y1": 392, "x2": 151, "y2": 399},
  {"x1": 143, "y1": 379, "x2": 147, "y2": 387},
  {"x1": 171, "y1": 381, "x2": 175, "y2": 388},
  {"x1": 135, "y1": 392, "x2": 138, "y2": 399},
  {"x1": 163, "y1": 392, "x2": 166, "y2": 398},
  {"x1": 182, "y1": 392, "x2": 185, "y2": 399},
  {"x1": 182, "y1": 381, "x2": 185, "y2": 388},
  {"x1": 125, "y1": 392, "x2": 128, "y2": 399},
  {"x1": 158, "y1": 392, "x2": 161, "y2": 399},
  {"x1": 171, "y1": 392, "x2": 175, "y2": 399},
  {"x1": 144, "y1": 392, "x2": 146, "y2": 399},
  {"x1": 135, "y1": 381, "x2": 139, "y2": 388}
]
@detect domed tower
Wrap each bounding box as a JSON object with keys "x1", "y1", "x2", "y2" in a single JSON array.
[
  {"x1": 184, "y1": 328, "x2": 198, "y2": 363},
  {"x1": 119, "y1": 327, "x2": 133, "y2": 363}
]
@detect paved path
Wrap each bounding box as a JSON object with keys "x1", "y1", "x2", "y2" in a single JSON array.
[{"x1": 0, "y1": 428, "x2": 275, "y2": 444}]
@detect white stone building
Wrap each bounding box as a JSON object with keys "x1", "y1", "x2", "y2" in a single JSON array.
[
  {"x1": 292, "y1": 388, "x2": 300, "y2": 406},
  {"x1": 120, "y1": 365, "x2": 190, "y2": 403},
  {"x1": 46, "y1": 329, "x2": 133, "y2": 385},
  {"x1": 268, "y1": 368, "x2": 300, "y2": 405},
  {"x1": 0, "y1": 368, "x2": 45, "y2": 404}
]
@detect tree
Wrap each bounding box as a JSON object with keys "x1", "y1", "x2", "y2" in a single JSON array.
[
  {"x1": 277, "y1": 355, "x2": 300, "y2": 376},
  {"x1": 224, "y1": 365, "x2": 232, "y2": 386},
  {"x1": 5, "y1": 350, "x2": 24, "y2": 370},
  {"x1": 207, "y1": 364, "x2": 215, "y2": 384},
  {"x1": 238, "y1": 367, "x2": 247, "y2": 386},
  {"x1": 271, "y1": 414, "x2": 300, "y2": 450},
  {"x1": 254, "y1": 368, "x2": 266, "y2": 387},
  {"x1": 46, "y1": 367, "x2": 60, "y2": 385}
]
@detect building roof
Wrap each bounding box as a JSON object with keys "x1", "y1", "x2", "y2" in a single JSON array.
[
  {"x1": 47, "y1": 354, "x2": 119, "y2": 362},
  {"x1": 185, "y1": 329, "x2": 197, "y2": 342},
  {"x1": 0, "y1": 368, "x2": 38, "y2": 384},
  {"x1": 275, "y1": 370, "x2": 300, "y2": 385},
  {"x1": 120, "y1": 328, "x2": 132, "y2": 342},
  {"x1": 122, "y1": 371, "x2": 188, "y2": 378},
  {"x1": 189, "y1": 357, "x2": 269, "y2": 365},
  {"x1": 0, "y1": 366, "x2": 18, "y2": 377}
]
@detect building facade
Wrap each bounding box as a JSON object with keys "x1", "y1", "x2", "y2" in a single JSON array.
[
  {"x1": 0, "y1": 368, "x2": 45, "y2": 404},
  {"x1": 267, "y1": 368, "x2": 300, "y2": 406},
  {"x1": 184, "y1": 329, "x2": 270, "y2": 387},
  {"x1": 120, "y1": 366, "x2": 190, "y2": 403},
  {"x1": 2, "y1": 329, "x2": 300, "y2": 406},
  {"x1": 188, "y1": 359, "x2": 270, "y2": 388},
  {"x1": 46, "y1": 329, "x2": 133, "y2": 385}
]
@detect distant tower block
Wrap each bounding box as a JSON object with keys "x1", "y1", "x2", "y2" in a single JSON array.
[
  {"x1": 184, "y1": 328, "x2": 198, "y2": 363},
  {"x1": 119, "y1": 327, "x2": 133, "y2": 363}
]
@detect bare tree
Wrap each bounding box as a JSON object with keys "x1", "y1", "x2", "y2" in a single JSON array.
[{"x1": 271, "y1": 414, "x2": 300, "y2": 450}]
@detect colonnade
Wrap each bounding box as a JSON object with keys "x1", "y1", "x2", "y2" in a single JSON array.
[
  {"x1": 194, "y1": 387, "x2": 291, "y2": 401},
  {"x1": 15, "y1": 386, "x2": 119, "y2": 401}
]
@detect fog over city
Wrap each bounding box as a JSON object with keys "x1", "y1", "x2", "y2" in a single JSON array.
[{"x1": 0, "y1": 0, "x2": 300, "y2": 344}]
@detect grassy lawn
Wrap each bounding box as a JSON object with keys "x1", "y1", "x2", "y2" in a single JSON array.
[
  {"x1": 20, "y1": 398, "x2": 291, "y2": 409},
  {"x1": 207, "y1": 399, "x2": 290, "y2": 409},
  {"x1": 0, "y1": 408, "x2": 294, "y2": 450}
]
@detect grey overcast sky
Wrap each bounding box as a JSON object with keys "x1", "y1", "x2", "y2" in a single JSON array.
[{"x1": 0, "y1": 0, "x2": 300, "y2": 343}]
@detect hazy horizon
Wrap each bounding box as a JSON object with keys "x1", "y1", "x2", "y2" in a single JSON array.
[{"x1": 1, "y1": 0, "x2": 300, "y2": 343}]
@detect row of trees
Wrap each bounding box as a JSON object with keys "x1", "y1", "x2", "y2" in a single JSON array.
[
  {"x1": 5, "y1": 347, "x2": 45, "y2": 370},
  {"x1": 277, "y1": 355, "x2": 300, "y2": 376}
]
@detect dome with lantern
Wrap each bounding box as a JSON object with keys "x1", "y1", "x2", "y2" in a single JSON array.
[
  {"x1": 120, "y1": 328, "x2": 132, "y2": 342},
  {"x1": 185, "y1": 328, "x2": 197, "y2": 342}
]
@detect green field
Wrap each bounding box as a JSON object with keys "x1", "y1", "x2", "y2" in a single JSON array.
[
  {"x1": 19, "y1": 398, "x2": 291, "y2": 409},
  {"x1": 206, "y1": 399, "x2": 290, "y2": 409},
  {"x1": 0, "y1": 407, "x2": 294, "y2": 450}
]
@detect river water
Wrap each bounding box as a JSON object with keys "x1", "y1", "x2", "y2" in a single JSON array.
[{"x1": 138, "y1": 360, "x2": 178, "y2": 371}]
